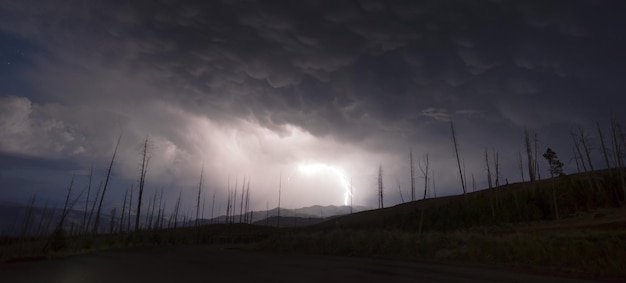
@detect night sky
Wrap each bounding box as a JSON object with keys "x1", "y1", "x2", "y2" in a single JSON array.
[{"x1": 1, "y1": 0, "x2": 626, "y2": 213}]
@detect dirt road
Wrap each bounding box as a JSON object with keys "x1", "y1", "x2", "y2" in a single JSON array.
[{"x1": 0, "y1": 245, "x2": 600, "y2": 283}]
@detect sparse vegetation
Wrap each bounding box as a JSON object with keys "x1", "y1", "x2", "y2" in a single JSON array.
[{"x1": 3, "y1": 120, "x2": 626, "y2": 281}]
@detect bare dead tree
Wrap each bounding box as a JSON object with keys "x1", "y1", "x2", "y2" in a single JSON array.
[
  {"x1": 534, "y1": 133, "x2": 541, "y2": 180},
  {"x1": 524, "y1": 129, "x2": 536, "y2": 187},
  {"x1": 86, "y1": 181, "x2": 102, "y2": 234},
  {"x1": 485, "y1": 149, "x2": 495, "y2": 218},
  {"x1": 451, "y1": 121, "x2": 467, "y2": 195},
  {"x1": 196, "y1": 164, "x2": 204, "y2": 227},
  {"x1": 350, "y1": 179, "x2": 353, "y2": 214},
  {"x1": 210, "y1": 191, "x2": 216, "y2": 224},
  {"x1": 378, "y1": 165, "x2": 384, "y2": 209},
  {"x1": 396, "y1": 179, "x2": 405, "y2": 203},
  {"x1": 278, "y1": 173, "x2": 282, "y2": 228},
  {"x1": 119, "y1": 186, "x2": 128, "y2": 233},
  {"x1": 516, "y1": 151, "x2": 525, "y2": 183},
  {"x1": 419, "y1": 154, "x2": 429, "y2": 200},
  {"x1": 572, "y1": 131, "x2": 588, "y2": 173},
  {"x1": 410, "y1": 148, "x2": 416, "y2": 201},
  {"x1": 571, "y1": 127, "x2": 594, "y2": 196},
  {"x1": 244, "y1": 178, "x2": 251, "y2": 223},
  {"x1": 201, "y1": 195, "x2": 206, "y2": 225},
  {"x1": 418, "y1": 153, "x2": 429, "y2": 234},
  {"x1": 135, "y1": 136, "x2": 150, "y2": 232},
  {"x1": 432, "y1": 170, "x2": 436, "y2": 198},
  {"x1": 471, "y1": 174, "x2": 476, "y2": 193},
  {"x1": 226, "y1": 176, "x2": 231, "y2": 223},
  {"x1": 93, "y1": 133, "x2": 122, "y2": 235},
  {"x1": 493, "y1": 149, "x2": 501, "y2": 209},
  {"x1": 156, "y1": 188, "x2": 164, "y2": 230},
  {"x1": 597, "y1": 121, "x2": 613, "y2": 173},
  {"x1": 148, "y1": 189, "x2": 158, "y2": 230},
  {"x1": 266, "y1": 200, "x2": 269, "y2": 226},
  {"x1": 58, "y1": 175, "x2": 86, "y2": 232},
  {"x1": 611, "y1": 116, "x2": 626, "y2": 205},
  {"x1": 144, "y1": 191, "x2": 153, "y2": 230},
  {"x1": 21, "y1": 193, "x2": 37, "y2": 239},
  {"x1": 127, "y1": 184, "x2": 133, "y2": 232},
  {"x1": 159, "y1": 203, "x2": 166, "y2": 230},
  {"x1": 35, "y1": 197, "x2": 49, "y2": 237},
  {"x1": 239, "y1": 176, "x2": 245, "y2": 223},
  {"x1": 109, "y1": 208, "x2": 116, "y2": 234},
  {"x1": 233, "y1": 177, "x2": 238, "y2": 224},
  {"x1": 172, "y1": 191, "x2": 182, "y2": 229},
  {"x1": 577, "y1": 127, "x2": 597, "y2": 175},
  {"x1": 81, "y1": 163, "x2": 93, "y2": 234},
  {"x1": 571, "y1": 146, "x2": 581, "y2": 173}
]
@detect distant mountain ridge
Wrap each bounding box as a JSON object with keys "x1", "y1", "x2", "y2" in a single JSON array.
[
  {"x1": 195, "y1": 204, "x2": 371, "y2": 227},
  {"x1": 0, "y1": 202, "x2": 372, "y2": 235}
]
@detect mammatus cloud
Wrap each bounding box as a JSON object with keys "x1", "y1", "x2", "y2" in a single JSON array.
[{"x1": 0, "y1": 0, "x2": 625, "y2": 211}]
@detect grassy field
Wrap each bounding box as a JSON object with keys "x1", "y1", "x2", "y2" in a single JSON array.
[{"x1": 256, "y1": 208, "x2": 626, "y2": 280}]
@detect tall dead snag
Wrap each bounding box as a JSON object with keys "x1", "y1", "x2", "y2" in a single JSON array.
[
  {"x1": 277, "y1": 173, "x2": 282, "y2": 228},
  {"x1": 201, "y1": 195, "x2": 206, "y2": 225},
  {"x1": 378, "y1": 165, "x2": 384, "y2": 209},
  {"x1": 239, "y1": 177, "x2": 245, "y2": 223},
  {"x1": 418, "y1": 154, "x2": 429, "y2": 234},
  {"x1": 196, "y1": 164, "x2": 204, "y2": 227},
  {"x1": 534, "y1": 133, "x2": 541, "y2": 180},
  {"x1": 93, "y1": 133, "x2": 122, "y2": 235},
  {"x1": 244, "y1": 178, "x2": 251, "y2": 224},
  {"x1": 233, "y1": 177, "x2": 238, "y2": 224},
  {"x1": 127, "y1": 184, "x2": 133, "y2": 232},
  {"x1": 396, "y1": 179, "x2": 405, "y2": 203},
  {"x1": 571, "y1": 127, "x2": 599, "y2": 199},
  {"x1": 419, "y1": 154, "x2": 429, "y2": 200},
  {"x1": 172, "y1": 191, "x2": 182, "y2": 229},
  {"x1": 471, "y1": 174, "x2": 476, "y2": 193},
  {"x1": 432, "y1": 171, "x2": 436, "y2": 198},
  {"x1": 21, "y1": 193, "x2": 37, "y2": 239},
  {"x1": 157, "y1": 189, "x2": 164, "y2": 230},
  {"x1": 543, "y1": 148, "x2": 564, "y2": 220},
  {"x1": 109, "y1": 208, "x2": 116, "y2": 234},
  {"x1": 350, "y1": 179, "x2": 353, "y2": 214},
  {"x1": 485, "y1": 149, "x2": 495, "y2": 218},
  {"x1": 493, "y1": 149, "x2": 501, "y2": 209},
  {"x1": 144, "y1": 192, "x2": 153, "y2": 230},
  {"x1": 135, "y1": 136, "x2": 150, "y2": 232},
  {"x1": 86, "y1": 181, "x2": 102, "y2": 234},
  {"x1": 410, "y1": 148, "x2": 416, "y2": 201},
  {"x1": 35, "y1": 198, "x2": 49, "y2": 237},
  {"x1": 524, "y1": 129, "x2": 536, "y2": 191},
  {"x1": 148, "y1": 190, "x2": 158, "y2": 230},
  {"x1": 597, "y1": 122, "x2": 613, "y2": 174},
  {"x1": 611, "y1": 116, "x2": 626, "y2": 205},
  {"x1": 119, "y1": 186, "x2": 128, "y2": 233},
  {"x1": 516, "y1": 151, "x2": 525, "y2": 183},
  {"x1": 210, "y1": 191, "x2": 216, "y2": 224},
  {"x1": 46, "y1": 176, "x2": 82, "y2": 251},
  {"x1": 226, "y1": 176, "x2": 231, "y2": 223},
  {"x1": 81, "y1": 163, "x2": 93, "y2": 234},
  {"x1": 450, "y1": 121, "x2": 466, "y2": 196},
  {"x1": 577, "y1": 126, "x2": 601, "y2": 192}
]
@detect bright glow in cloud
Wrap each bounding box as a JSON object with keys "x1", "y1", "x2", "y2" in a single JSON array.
[{"x1": 298, "y1": 162, "x2": 352, "y2": 205}]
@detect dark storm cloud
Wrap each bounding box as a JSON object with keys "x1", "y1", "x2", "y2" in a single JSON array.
[{"x1": 1, "y1": 0, "x2": 626, "y2": 208}]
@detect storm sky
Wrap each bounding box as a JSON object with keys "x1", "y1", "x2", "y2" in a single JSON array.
[{"x1": 1, "y1": 0, "x2": 625, "y2": 214}]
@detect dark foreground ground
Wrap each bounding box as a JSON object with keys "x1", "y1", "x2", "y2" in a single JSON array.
[{"x1": 0, "y1": 245, "x2": 602, "y2": 283}]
